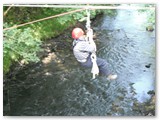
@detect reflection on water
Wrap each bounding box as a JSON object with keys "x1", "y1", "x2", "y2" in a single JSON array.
[{"x1": 96, "y1": 8, "x2": 155, "y2": 104}]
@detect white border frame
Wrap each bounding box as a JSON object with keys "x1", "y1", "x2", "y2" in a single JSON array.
[{"x1": 1, "y1": 0, "x2": 159, "y2": 120}]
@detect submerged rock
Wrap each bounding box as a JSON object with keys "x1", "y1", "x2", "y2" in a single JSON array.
[
  {"x1": 146, "y1": 26, "x2": 154, "y2": 32},
  {"x1": 132, "y1": 93, "x2": 155, "y2": 116},
  {"x1": 145, "y1": 63, "x2": 152, "y2": 68}
]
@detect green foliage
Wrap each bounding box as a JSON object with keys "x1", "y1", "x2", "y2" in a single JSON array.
[
  {"x1": 140, "y1": 10, "x2": 155, "y2": 25},
  {"x1": 138, "y1": 4, "x2": 155, "y2": 25},
  {"x1": 147, "y1": 10, "x2": 155, "y2": 24},
  {"x1": 3, "y1": 23, "x2": 42, "y2": 73},
  {"x1": 3, "y1": 5, "x2": 107, "y2": 74},
  {"x1": 3, "y1": 5, "x2": 106, "y2": 39}
]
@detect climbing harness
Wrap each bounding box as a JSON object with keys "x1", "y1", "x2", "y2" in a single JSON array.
[{"x1": 86, "y1": 8, "x2": 99, "y2": 79}]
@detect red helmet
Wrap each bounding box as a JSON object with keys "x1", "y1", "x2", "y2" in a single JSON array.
[{"x1": 72, "y1": 28, "x2": 84, "y2": 39}]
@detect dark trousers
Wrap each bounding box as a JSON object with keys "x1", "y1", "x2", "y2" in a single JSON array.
[{"x1": 80, "y1": 56, "x2": 110, "y2": 76}]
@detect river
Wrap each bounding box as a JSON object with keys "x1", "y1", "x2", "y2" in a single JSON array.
[{"x1": 4, "y1": 5, "x2": 155, "y2": 116}]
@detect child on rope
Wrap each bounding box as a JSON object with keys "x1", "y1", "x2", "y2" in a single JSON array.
[{"x1": 72, "y1": 27, "x2": 117, "y2": 80}]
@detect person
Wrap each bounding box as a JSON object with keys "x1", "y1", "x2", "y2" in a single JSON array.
[{"x1": 72, "y1": 27, "x2": 117, "y2": 80}]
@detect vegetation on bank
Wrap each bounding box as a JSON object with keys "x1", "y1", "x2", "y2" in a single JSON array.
[
  {"x1": 3, "y1": 5, "x2": 105, "y2": 74},
  {"x1": 3, "y1": 4, "x2": 154, "y2": 74},
  {"x1": 138, "y1": 4, "x2": 155, "y2": 25}
]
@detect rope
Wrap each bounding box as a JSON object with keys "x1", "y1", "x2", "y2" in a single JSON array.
[
  {"x1": 86, "y1": 9, "x2": 91, "y2": 30},
  {"x1": 3, "y1": 4, "x2": 155, "y2": 10},
  {"x1": 85, "y1": 8, "x2": 99, "y2": 79},
  {"x1": 3, "y1": 4, "x2": 14, "y2": 16},
  {"x1": 3, "y1": 5, "x2": 155, "y2": 31},
  {"x1": 3, "y1": 8, "x2": 85, "y2": 31}
]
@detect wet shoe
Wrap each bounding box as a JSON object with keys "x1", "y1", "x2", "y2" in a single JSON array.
[{"x1": 107, "y1": 74, "x2": 118, "y2": 80}]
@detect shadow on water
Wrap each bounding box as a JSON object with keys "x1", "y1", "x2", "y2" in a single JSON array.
[{"x1": 4, "y1": 5, "x2": 155, "y2": 116}]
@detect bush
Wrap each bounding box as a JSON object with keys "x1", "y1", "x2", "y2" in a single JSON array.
[
  {"x1": 3, "y1": 5, "x2": 105, "y2": 74},
  {"x1": 3, "y1": 23, "x2": 42, "y2": 73}
]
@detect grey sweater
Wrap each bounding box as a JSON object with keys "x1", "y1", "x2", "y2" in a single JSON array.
[{"x1": 73, "y1": 36, "x2": 96, "y2": 63}]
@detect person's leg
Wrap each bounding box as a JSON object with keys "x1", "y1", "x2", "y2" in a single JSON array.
[
  {"x1": 96, "y1": 57, "x2": 110, "y2": 76},
  {"x1": 80, "y1": 56, "x2": 92, "y2": 68},
  {"x1": 96, "y1": 57, "x2": 117, "y2": 80},
  {"x1": 81, "y1": 56, "x2": 109, "y2": 75},
  {"x1": 81, "y1": 56, "x2": 117, "y2": 80}
]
